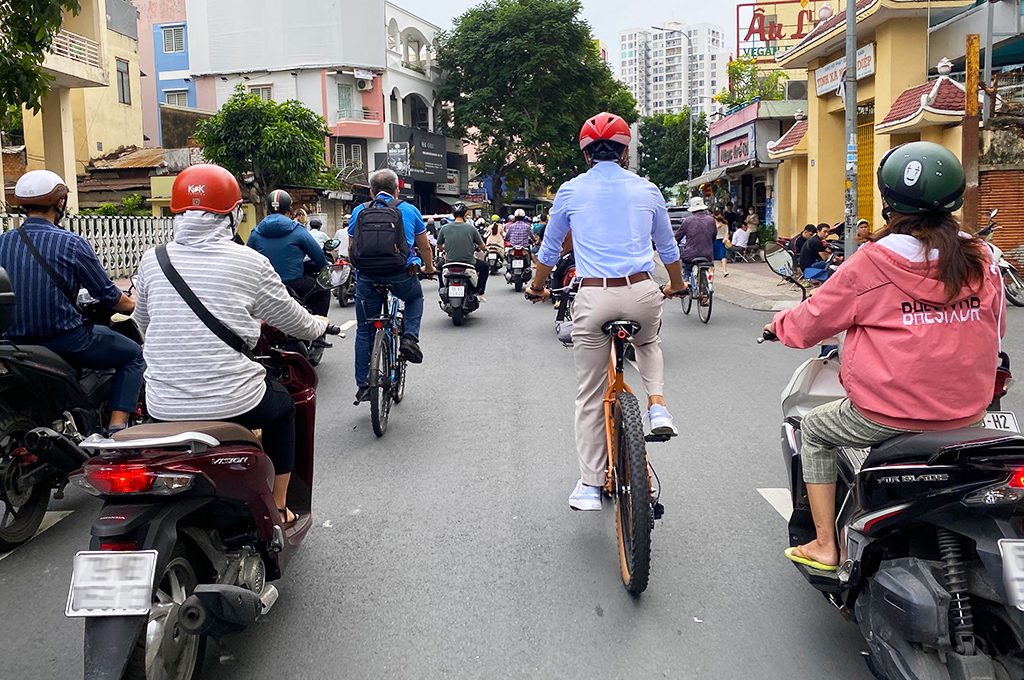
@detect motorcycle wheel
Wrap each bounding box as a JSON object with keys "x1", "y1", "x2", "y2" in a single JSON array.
[
  {"x1": 336, "y1": 285, "x2": 349, "y2": 308},
  {"x1": 452, "y1": 307, "x2": 464, "y2": 326},
  {"x1": 1004, "y1": 267, "x2": 1024, "y2": 307},
  {"x1": 514, "y1": 274, "x2": 523, "y2": 293},
  {"x1": 123, "y1": 541, "x2": 206, "y2": 680},
  {"x1": 0, "y1": 414, "x2": 50, "y2": 552}
]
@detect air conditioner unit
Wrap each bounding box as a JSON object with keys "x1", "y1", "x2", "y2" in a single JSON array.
[
  {"x1": 356, "y1": 78, "x2": 373, "y2": 91},
  {"x1": 786, "y1": 80, "x2": 808, "y2": 101}
]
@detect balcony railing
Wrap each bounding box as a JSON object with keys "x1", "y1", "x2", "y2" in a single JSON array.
[
  {"x1": 50, "y1": 29, "x2": 101, "y2": 69},
  {"x1": 336, "y1": 109, "x2": 380, "y2": 122},
  {"x1": 401, "y1": 60, "x2": 428, "y2": 75}
]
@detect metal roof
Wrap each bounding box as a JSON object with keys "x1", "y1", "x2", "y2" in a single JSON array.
[{"x1": 91, "y1": 148, "x2": 167, "y2": 170}]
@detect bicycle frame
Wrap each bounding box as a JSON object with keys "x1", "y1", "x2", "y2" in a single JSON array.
[
  {"x1": 368, "y1": 291, "x2": 402, "y2": 380},
  {"x1": 602, "y1": 329, "x2": 633, "y2": 494}
]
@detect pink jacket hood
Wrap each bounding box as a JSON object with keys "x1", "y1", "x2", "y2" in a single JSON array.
[{"x1": 772, "y1": 234, "x2": 1005, "y2": 430}]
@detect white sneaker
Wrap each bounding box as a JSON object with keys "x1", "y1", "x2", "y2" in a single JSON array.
[
  {"x1": 645, "y1": 404, "x2": 678, "y2": 437},
  {"x1": 477, "y1": 295, "x2": 487, "y2": 302},
  {"x1": 568, "y1": 480, "x2": 602, "y2": 511}
]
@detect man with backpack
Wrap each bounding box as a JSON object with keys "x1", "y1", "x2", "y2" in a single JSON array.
[{"x1": 348, "y1": 168, "x2": 436, "y2": 404}]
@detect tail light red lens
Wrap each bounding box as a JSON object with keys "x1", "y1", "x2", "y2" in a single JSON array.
[
  {"x1": 1008, "y1": 466, "x2": 1024, "y2": 488},
  {"x1": 100, "y1": 540, "x2": 138, "y2": 551},
  {"x1": 73, "y1": 464, "x2": 194, "y2": 496}
]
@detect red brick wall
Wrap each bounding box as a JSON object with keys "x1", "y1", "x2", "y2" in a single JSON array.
[{"x1": 2, "y1": 150, "x2": 26, "y2": 183}]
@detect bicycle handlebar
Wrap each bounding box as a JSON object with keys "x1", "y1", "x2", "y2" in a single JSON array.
[{"x1": 325, "y1": 324, "x2": 342, "y2": 335}]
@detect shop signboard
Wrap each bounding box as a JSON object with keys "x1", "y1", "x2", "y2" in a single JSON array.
[
  {"x1": 389, "y1": 124, "x2": 447, "y2": 183},
  {"x1": 736, "y1": 1, "x2": 836, "y2": 64},
  {"x1": 714, "y1": 124, "x2": 756, "y2": 169},
  {"x1": 436, "y1": 168, "x2": 460, "y2": 195},
  {"x1": 814, "y1": 43, "x2": 875, "y2": 97}
]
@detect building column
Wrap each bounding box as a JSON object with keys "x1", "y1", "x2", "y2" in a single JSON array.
[
  {"x1": 41, "y1": 88, "x2": 79, "y2": 214},
  {"x1": 806, "y1": 57, "x2": 845, "y2": 226},
  {"x1": 397, "y1": 96, "x2": 405, "y2": 126},
  {"x1": 427, "y1": 103, "x2": 434, "y2": 132}
]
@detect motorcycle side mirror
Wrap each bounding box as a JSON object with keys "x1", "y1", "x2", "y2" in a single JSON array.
[
  {"x1": 317, "y1": 263, "x2": 349, "y2": 290},
  {"x1": 991, "y1": 209, "x2": 999, "y2": 219},
  {"x1": 323, "y1": 238, "x2": 340, "y2": 251},
  {"x1": 764, "y1": 241, "x2": 794, "y2": 278}
]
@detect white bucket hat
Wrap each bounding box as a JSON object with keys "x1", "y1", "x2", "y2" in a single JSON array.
[{"x1": 687, "y1": 196, "x2": 708, "y2": 212}]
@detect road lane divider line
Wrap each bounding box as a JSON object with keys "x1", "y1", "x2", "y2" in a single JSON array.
[
  {"x1": 339, "y1": 320, "x2": 357, "y2": 332},
  {"x1": 0, "y1": 510, "x2": 74, "y2": 563},
  {"x1": 757, "y1": 488, "x2": 793, "y2": 521}
]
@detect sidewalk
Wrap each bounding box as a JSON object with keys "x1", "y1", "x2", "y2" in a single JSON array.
[{"x1": 653, "y1": 258, "x2": 803, "y2": 311}]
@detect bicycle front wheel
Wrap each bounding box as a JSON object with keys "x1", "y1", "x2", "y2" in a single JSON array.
[
  {"x1": 681, "y1": 288, "x2": 692, "y2": 315},
  {"x1": 698, "y1": 272, "x2": 713, "y2": 324},
  {"x1": 369, "y1": 330, "x2": 393, "y2": 437},
  {"x1": 613, "y1": 390, "x2": 652, "y2": 595}
]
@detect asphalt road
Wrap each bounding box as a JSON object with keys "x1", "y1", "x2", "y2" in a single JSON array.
[{"x1": 3, "y1": 278, "x2": 1023, "y2": 679}]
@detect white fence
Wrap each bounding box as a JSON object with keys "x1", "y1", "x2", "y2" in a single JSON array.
[{"x1": 1, "y1": 214, "x2": 176, "y2": 279}]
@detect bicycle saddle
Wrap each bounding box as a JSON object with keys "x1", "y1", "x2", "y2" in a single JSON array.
[
  {"x1": 370, "y1": 281, "x2": 393, "y2": 293},
  {"x1": 690, "y1": 257, "x2": 713, "y2": 265},
  {"x1": 602, "y1": 320, "x2": 641, "y2": 337}
]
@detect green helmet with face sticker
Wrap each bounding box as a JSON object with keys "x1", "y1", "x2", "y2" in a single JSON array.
[{"x1": 877, "y1": 141, "x2": 965, "y2": 215}]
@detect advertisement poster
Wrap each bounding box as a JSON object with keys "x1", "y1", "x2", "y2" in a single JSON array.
[{"x1": 387, "y1": 142, "x2": 410, "y2": 177}]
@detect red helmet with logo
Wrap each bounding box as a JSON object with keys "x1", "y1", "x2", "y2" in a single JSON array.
[
  {"x1": 579, "y1": 112, "x2": 631, "y2": 151},
  {"x1": 170, "y1": 164, "x2": 243, "y2": 214}
]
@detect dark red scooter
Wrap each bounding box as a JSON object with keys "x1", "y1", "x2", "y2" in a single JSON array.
[{"x1": 61, "y1": 323, "x2": 338, "y2": 680}]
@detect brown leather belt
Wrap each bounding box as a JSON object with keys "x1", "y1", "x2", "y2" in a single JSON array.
[{"x1": 579, "y1": 272, "x2": 652, "y2": 288}]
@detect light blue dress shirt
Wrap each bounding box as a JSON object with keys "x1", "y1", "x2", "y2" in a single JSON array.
[{"x1": 537, "y1": 162, "x2": 680, "y2": 278}]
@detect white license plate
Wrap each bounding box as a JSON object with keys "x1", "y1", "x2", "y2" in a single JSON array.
[
  {"x1": 66, "y1": 550, "x2": 157, "y2": 617},
  {"x1": 999, "y1": 539, "x2": 1024, "y2": 609},
  {"x1": 513, "y1": 259, "x2": 525, "y2": 268},
  {"x1": 984, "y1": 411, "x2": 1020, "y2": 433},
  {"x1": 449, "y1": 285, "x2": 466, "y2": 298},
  {"x1": 487, "y1": 254, "x2": 497, "y2": 261}
]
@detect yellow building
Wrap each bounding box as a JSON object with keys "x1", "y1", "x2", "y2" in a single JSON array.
[
  {"x1": 767, "y1": 0, "x2": 975, "y2": 238},
  {"x1": 22, "y1": 0, "x2": 143, "y2": 213}
]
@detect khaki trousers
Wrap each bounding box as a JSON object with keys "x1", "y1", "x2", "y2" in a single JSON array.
[{"x1": 571, "y1": 277, "x2": 665, "y2": 486}]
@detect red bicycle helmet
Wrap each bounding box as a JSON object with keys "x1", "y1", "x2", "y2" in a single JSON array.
[
  {"x1": 170, "y1": 164, "x2": 243, "y2": 214},
  {"x1": 579, "y1": 112, "x2": 631, "y2": 151}
]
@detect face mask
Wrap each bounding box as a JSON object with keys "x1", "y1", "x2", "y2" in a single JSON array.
[{"x1": 228, "y1": 206, "x2": 244, "y2": 235}]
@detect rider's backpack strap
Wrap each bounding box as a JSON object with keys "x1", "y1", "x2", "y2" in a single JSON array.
[{"x1": 155, "y1": 244, "x2": 254, "y2": 359}]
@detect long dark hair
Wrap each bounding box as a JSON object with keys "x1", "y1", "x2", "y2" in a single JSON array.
[
  {"x1": 869, "y1": 212, "x2": 989, "y2": 301},
  {"x1": 490, "y1": 224, "x2": 499, "y2": 236}
]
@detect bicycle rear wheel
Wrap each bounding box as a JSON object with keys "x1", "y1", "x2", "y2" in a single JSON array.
[
  {"x1": 613, "y1": 390, "x2": 652, "y2": 595},
  {"x1": 698, "y1": 271, "x2": 713, "y2": 324},
  {"x1": 369, "y1": 330, "x2": 393, "y2": 437},
  {"x1": 392, "y1": 357, "x2": 408, "y2": 404}
]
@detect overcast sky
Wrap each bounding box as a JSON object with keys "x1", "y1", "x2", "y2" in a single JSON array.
[{"x1": 399, "y1": 0, "x2": 739, "y2": 66}]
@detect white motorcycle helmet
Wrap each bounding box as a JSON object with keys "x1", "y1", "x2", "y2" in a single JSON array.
[{"x1": 14, "y1": 170, "x2": 71, "y2": 223}]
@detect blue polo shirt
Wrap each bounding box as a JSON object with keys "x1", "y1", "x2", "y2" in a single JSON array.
[
  {"x1": 348, "y1": 193, "x2": 426, "y2": 269},
  {"x1": 0, "y1": 217, "x2": 120, "y2": 340}
]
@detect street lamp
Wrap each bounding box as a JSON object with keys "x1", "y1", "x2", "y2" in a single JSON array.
[{"x1": 652, "y1": 26, "x2": 703, "y2": 196}]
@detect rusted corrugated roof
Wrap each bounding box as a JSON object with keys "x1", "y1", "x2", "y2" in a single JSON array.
[{"x1": 91, "y1": 147, "x2": 167, "y2": 170}]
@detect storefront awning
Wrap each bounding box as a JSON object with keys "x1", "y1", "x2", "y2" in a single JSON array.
[{"x1": 686, "y1": 166, "x2": 728, "y2": 189}]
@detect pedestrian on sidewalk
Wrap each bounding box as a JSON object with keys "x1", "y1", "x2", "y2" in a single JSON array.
[
  {"x1": 713, "y1": 209, "x2": 730, "y2": 277},
  {"x1": 729, "y1": 222, "x2": 749, "y2": 261},
  {"x1": 724, "y1": 202, "x2": 740, "y2": 236},
  {"x1": 745, "y1": 206, "x2": 760, "y2": 239}
]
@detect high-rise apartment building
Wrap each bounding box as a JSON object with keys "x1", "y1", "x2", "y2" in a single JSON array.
[{"x1": 619, "y1": 22, "x2": 729, "y2": 119}]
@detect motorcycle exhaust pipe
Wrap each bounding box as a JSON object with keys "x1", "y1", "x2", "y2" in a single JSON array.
[
  {"x1": 179, "y1": 584, "x2": 261, "y2": 637},
  {"x1": 24, "y1": 427, "x2": 89, "y2": 474}
]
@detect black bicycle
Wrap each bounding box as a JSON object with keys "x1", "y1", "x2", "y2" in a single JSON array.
[
  {"x1": 366, "y1": 282, "x2": 407, "y2": 437},
  {"x1": 681, "y1": 257, "x2": 714, "y2": 324}
]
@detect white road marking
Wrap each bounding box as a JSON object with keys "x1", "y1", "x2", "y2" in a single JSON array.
[
  {"x1": 757, "y1": 488, "x2": 793, "y2": 521},
  {"x1": 339, "y1": 320, "x2": 357, "y2": 332},
  {"x1": 0, "y1": 510, "x2": 74, "y2": 563}
]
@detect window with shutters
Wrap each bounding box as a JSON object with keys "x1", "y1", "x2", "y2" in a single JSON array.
[
  {"x1": 163, "y1": 26, "x2": 185, "y2": 53},
  {"x1": 249, "y1": 85, "x2": 273, "y2": 101},
  {"x1": 350, "y1": 144, "x2": 362, "y2": 167},
  {"x1": 334, "y1": 143, "x2": 346, "y2": 168},
  {"x1": 116, "y1": 59, "x2": 131, "y2": 105},
  {"x1": 164, "y1": 90, "x2": 188, "y2": 107}
]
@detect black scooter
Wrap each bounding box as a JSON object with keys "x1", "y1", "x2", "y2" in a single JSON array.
[{"x1": 438, "y1": 262, "x2": 480, "y2": 326}]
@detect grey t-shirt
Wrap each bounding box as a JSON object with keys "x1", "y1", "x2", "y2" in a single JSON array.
[{"x1": 438, "y1": 221, "x2": 483, "y2": 265}]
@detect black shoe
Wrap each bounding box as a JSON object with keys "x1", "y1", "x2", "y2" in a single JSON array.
[
  {"x1": 312, "y1": 337, "x2": 333, "y2": 349},
  {"x1": 399, "y1": 335, "x2": 423, "y2": 364},
  {"x1": 354, "y1": 386, "x2": 371, "y2": 404}
]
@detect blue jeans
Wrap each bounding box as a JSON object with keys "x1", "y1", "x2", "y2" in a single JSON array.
[
  {"x1": 42, "y1": 324, "x2": 145, "y2": 413},
  {"x1": 354, "y1": 271, "x2": 423, "y2": 388}
]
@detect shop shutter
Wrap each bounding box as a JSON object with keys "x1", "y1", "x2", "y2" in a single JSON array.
[
  {"x1": 857, "y1": 122, "x2": 874, "y2": 229},
  {"x1": 979, "y1": 169, "x2": 1024, "y2": 267}
]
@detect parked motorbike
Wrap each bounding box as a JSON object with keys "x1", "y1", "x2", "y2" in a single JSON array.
[
  {"x1": 438, "y1": 262, "x2": 480, "y2": 326},
  {"x1": 762, "y1": 247, "x2": 1024, "y2": 680},
  {"x1": 504, "y1": 245, "x2": 532, "y2": 292},
  {"x1": 485, "y1": 244, "x2": 503, "y2": 275},
  {"x1": 976, "y1": 209, "x2": 1024, "y2": 307},
  {"x1": 63, "y1": 317, "x2": 341, "y2": 680},
  {"x1": 0, "y1": 269, "x2": 145, "y2": 552}
]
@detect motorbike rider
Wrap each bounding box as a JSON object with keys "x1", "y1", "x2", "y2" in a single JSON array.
[
  {"x1": 527, "y1": 112, "x2": 687, "y2": 511},
  {"x1": 0, "y1": 170, "x2": 142, "y2": 433},
  {"x1": 247, "y1": 190, "x2": 332, "y2": 319},
  {"x1": 505, "y1": 208, "x2": 534, "y2": 250},
  {"x1": 349, "y1": 168, "x2": 436, "y2": 404},
  {"x1": 437, "y1": 201, "x2": 488, "y2": 301},
  {"x1": 133, "y1": 164, "x2": 329, "y2": 526},
  {"x1": 764, "y1": 141, "x2": 1004, "y2": 570},
  {"x1": 674, "y1": 196, "x2": 716, "y2": 289}
]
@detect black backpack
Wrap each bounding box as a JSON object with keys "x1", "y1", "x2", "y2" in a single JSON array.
[{"x1": 350, "y1": 197, "x2": 410, "y2": 276}]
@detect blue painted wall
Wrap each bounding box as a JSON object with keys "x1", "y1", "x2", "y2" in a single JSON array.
[{"x1": 153, "y1": 21, "x2": 195, "y2": 146}]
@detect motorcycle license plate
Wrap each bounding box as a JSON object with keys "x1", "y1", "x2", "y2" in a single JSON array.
[
  {"x1": 487, "y1": 254, "x2": 497, "y2": 262},
  {"x1": 999, "y1": 539, "x2": 1024, "y2": 609},
  {"x1": 449, "y1": 285, "x2": 466, "y2": 298},
  {"x1": 65, "y1": 550, "x2": 157, "y2": 617},
  {"x1": 513, "y1": 259, "x2": 525, "y2": 268},
  {"x1": 984, "y1": 411, "x2": 1020, "y2": 433}
]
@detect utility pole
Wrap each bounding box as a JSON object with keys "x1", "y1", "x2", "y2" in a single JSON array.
[
  {"x1": 963, "y1": 34, "x2": 980, "y2": 233},
  {"x1": 843, "y1": 0, "x2": 858, "y2": 258},
  {"x1": 983, "y1": 1, "x2": 994, "y2": 125}
]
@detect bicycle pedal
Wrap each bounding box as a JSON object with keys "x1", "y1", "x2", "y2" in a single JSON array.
[
  {"x1": 652, "y1": 502, "x2": 665, "y2": 520},
  {"x1": 645, "y1": 434, "x2": 672, "y2": 443}
]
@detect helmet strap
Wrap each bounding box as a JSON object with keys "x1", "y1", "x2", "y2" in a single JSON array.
[{"x1": 53, "y1": 196, "x2": 67, "y2": 226}]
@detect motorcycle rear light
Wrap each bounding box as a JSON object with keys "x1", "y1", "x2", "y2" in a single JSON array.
[
  {"x1": 964, "y1": 467, "x2": 1024, "y2": 505},
  {"x1": 1010, "y1": 466, "x2": 1024, "y2": 488},
  {"x1": 100, "y1": 541, "x2": 137, "y2": 551},
  {"x1": 374, "y1": 321, "x2": 383, "y2": 330},
  {"x1": 72, "y1": 464, "x2": 194, "y2": 496}
]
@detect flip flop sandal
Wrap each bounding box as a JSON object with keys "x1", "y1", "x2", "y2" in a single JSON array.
[
  {"x1": 785, "y1": 546, "x2": 838, "y2": 571},
  {"x1": 278, "y1": 507, "x2": 299, "y2": 528}
]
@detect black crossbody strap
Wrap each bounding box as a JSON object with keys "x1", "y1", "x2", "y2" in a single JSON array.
[
  {"x1": 16, "y1": 227, "x2": 79, "y2": 307},
  {"x1": 155, "y1": 244, "x2": 254, "y2": 359}
]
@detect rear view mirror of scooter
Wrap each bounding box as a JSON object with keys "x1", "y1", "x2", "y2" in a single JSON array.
[{"x1": 764, "y1": 241, "x2": 810, "y2": 301}]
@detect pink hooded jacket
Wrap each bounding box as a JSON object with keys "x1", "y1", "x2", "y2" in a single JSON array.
[{"x1": 772, "y1": 234, "x2": 1005, "y2": 430}]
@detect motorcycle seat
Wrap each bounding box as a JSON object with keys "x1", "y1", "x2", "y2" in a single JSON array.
[
  {"x1": 112, "y1": 421, "x2": 263, "y2": 449},
  {"x1": 0, "y1": 344, "x2": 77, "y2": 380},
  {"x1": 863, "y1": 427, "x2": 1023, "y2": 468}
]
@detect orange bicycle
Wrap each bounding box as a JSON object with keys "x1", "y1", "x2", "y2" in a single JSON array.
[{"x1": 601, "y1": 319, "x2": 666, "y2": 595}]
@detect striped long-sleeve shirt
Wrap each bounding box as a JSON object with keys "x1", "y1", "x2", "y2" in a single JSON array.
[{"x1": 135, "y1": 211, "x2": 326, "y2": 420}]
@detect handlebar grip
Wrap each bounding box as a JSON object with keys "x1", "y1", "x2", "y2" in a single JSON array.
[
  {"x1": 759, "y1": 329, "x2": 778, "y2": 344},
  {"x1": 326, "y1": 324, "x2": 342, "y2": 336}
]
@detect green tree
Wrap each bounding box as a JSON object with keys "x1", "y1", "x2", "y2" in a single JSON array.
[
  {"x1": 194, "y1": 85, "x2": 334, "y2": 216},
  {"x1": 713, "y1": 57, "x2": 787, "y2": 109},
  {"x1": 2, "y1": 105, "x2": 24, "y2": 146},
  {"x1": 436, "y1": 0, "x2": 638, "y2": 212},
  {"x1": 0, "y1": 0, "x2": 82, "y2": 113},
  {"x1": 637, "y1": 110, "x2": 708, "y2": 193},
  {"x1": 81, "y1": 193, "x2": 150, "y2": 217}
]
